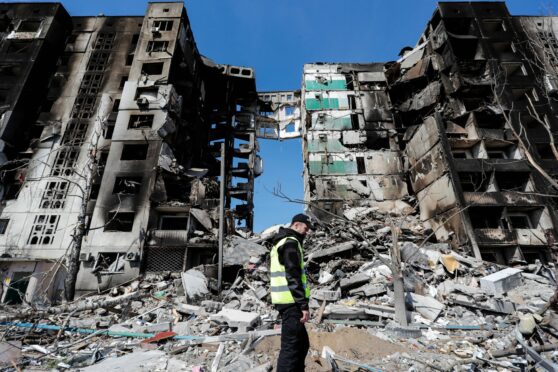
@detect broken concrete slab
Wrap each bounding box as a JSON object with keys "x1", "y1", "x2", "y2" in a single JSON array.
[
  {"x1": 349, "y1": 283, "x2": 387, "y2": 297},
  {"x1": 210, "y1": 308, "x2": 260, "y2": 332},
  {"x1": 410, "y1": 293, "x2": 445, "y2": 321},
  {"x1": 312, "y1": 288, "x2": 342, "y2": 302},
  {"x1": 224, "y1": 236, "x2": 267, "y2": 266},
  {"x1": 181, "y1": 269, "x2": 209, "y2": 300},
  {"x1": 309, "y1": 241, "x2": 356, "y2": 260},
  {"x1": 480, "y1": 268, "x2": 523, "y2": 296},
  {"x1": 340, "y1": 272, "x2": 370, "y2": 289}
]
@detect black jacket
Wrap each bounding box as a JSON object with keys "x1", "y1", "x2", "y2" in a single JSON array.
[{"x1": 273, "y1": 227, "x2": 309, "y2": 311}]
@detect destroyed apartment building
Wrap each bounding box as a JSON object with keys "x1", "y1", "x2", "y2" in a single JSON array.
[
  {"x1": 297, "y1": 1, "x2": 558, "y2": 267},
  {"x1": 0, "y1": 2, "x2": 261, "y2": 303}
]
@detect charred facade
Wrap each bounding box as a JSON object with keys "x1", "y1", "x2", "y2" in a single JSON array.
[
  {"x1": 0, "y1": 2, "x2": 260, "y2": 303},
  {"x1": 301, "y1": 2, "x2": 558, "y2": 265}
]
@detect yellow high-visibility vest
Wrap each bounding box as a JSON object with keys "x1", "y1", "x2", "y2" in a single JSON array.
[{"x1": 270, "y1": 236, "x2": 311, "y2": 304}]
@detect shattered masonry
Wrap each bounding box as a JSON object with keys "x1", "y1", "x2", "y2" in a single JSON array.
[
  {"x1": 0, "y1": 2, "x2": 261, "y2": 303},
  {"x1": 298, "y1": 2, "x2": 558, "y2": 266}
]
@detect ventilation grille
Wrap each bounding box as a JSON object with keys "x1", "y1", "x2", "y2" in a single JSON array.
[{"x1": 144, "y1": 247, "x2": 185, "y2": 272}]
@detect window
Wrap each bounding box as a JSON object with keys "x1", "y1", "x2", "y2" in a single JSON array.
[
  {"x1": 128, "y1": 114, "x2": 154, "y2": 129},
  {"x1": 27, "y1": 214, "x2": 59, "y2": 245},
  {"x1": 153, "y1": 20, "x2": 173, "y2": 31},
  {"x1": 146, "y1": 40, "x2": 169, "y2": 53},
  {"x1": 131, "y1": 33, "x2": 139, "y2": 46},
  {"x1": 0, "y1": 219, "x2": 9, "y2": 234},
  {"x1": 6, "y1": 40, "x2": 33, "y2": 54},
  {"x1": 141, "y1": 62, "x2": 164, "y2": 75},
  {"x1": 459, "y1": 172, "x2": 490, "y2": 192},
  {"x1": 40, "y1": 181, "x2": 68, "y2": 209},
  {"x1": 104, "y1": 122, "x2": 115, "y2": 139},
  {"x1": 356, "y1": 157, "x2": 366, "y2": 174},
  {"x1": 112, "y1": 99, "x2": 121, "y2": 112},
  {"x1": 119, "y1": 76, "x2": 128, "y2": 89},
  {"x1": 121, "y1": 144, "x2": 149, "y2": 160},
  {"x1": 125, "y1": 54, "x2": 134, "y2": 66},
  {"x1": 17, "y1": 20, "x2": 41, "y2": 32},
  {"x1": 51, "y1": 148, "x2": 79, "y2": 176},
  {"x1": 105, "y1": 212, "x2": 135, "y2": 232},
  {"x1": 94, "y1": 33, "x2": 115, "y2": 50},
  {"x1": 159, "y1": 216, "x2": 188, "y2": 230},
  {"x1": 93, "y1": 253, "x2": 126, "y2": 273},
  {"x1": 113, "y1": 177, "x2": 142, "y2": 194},
  {"x1": 508, "y1": 214, "x2": 532, "y2": 229}
]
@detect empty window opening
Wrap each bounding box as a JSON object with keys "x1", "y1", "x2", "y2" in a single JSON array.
[
  {"x1": 495, "y1": 172, "x2": 530, "y2": 191},
  {"x1": 125, "y1": 53, "x2": 134, "y2": 66},
  {"x1": 492, "y1": 41, "x2": 515, "y2": 55},
  {"x1": 3, "y1": 181, "x2": 22, "y2": 201},
  {"x1": 135, "y1": 86, "x2": 159, "y2": 104},
  {"x1": 482, "y1": 19, "x2": 506, "y2": 34},
  {"x1": 463, "y1": 98, "x2": 484, "y2": 111},
  {"x1": 487, "y1": 150, "x2": 507, "y2": 159},
  {"x1": 521, "y1": 248, "x2": 548, "y2": 264},
  {"x1": 356, "y1": 157, "x2": 366, "y2": 174},
  {"x1": 104, "y1": 122, "x2": 115, "y2": 139},
  {"x1": 450, "y1": 38, "x2": 480, "y2": 60},
  {"x1": 348, "y1": 95, "x2": 357, "y2": 109},
  {"x1": 93, "y1": 253, "x2": 125, "y2": 273},
  {"x1": 452, "y1": 149, "x2": 470, "y2": 159},
  {"x1": 142, "y1": 62, "x2": 164, "y2": 75},
  {"x1": 112, "y1": 99, "x2": 120, "y2": 112},
  {"x1": 285, "y1": 123, "x2": 296, "y2": 133},
  {"x1": 121, "y1": 144, "x2": 148, "y2": 160},
  {"x1": 536, "y1": 143, "x2": 556, "y2": 160},
  {"x1": 501, "y1": 62, "x2": 527, "y2": 77},
  {"x1": 153, "y1": 20, "x2": 173, "y2": 31},
  {"x1": 90, "y1": 184, "x2": 101, "y2": 200},
  {"x1": 146, "y1": 40, "x2": 169, "y2": 53},
  {"x1": 366, "y1": 135, "x2": 390, "y2": 150},
  {"x1": 130, "y1": 33, "x2": 139, "y2": 47},
  {"x1": 128, "y1": 114, "x2": 154, "y2": 129},
  {"x1": 444, "y1": 18, "x2": 473, "y2": 35},
  {"x1": 507, "y1": 213, "x2": 532, "y2": 229},
  {"x1": 159, "y1": 216, "x2": 188, "y2": 230},
  {"x1": 475, "y1": 112, "x2": 506, "y2": 129},
  {"x1": 0, "y1": 219, "x2": 8, "y2": 234},
  {"x1": 113, "y1": 177, "x2": 142, "y2": 194},
  {"x1": 350, "y1": 114, "x2": 360, "y2": 130},
  {"x1": 40, "y1": 181, "x2": 68, "y2": 209},
  {"x1": 27, "y1": 214, "x2": 59, "y2": 245},
  {"x1": 3, "y1": 272, "x2": 31, "y2": 305},
  {"x1": 459, "y1": 172, "x2": 490, "y2": 192},
  {"x1": 104, "y1": 212, "x2": 135, "y2": 232},
  {"x1": 17, "y1": 20, "x2": 41, "y2": 32},
  {"x1": 119, "y1": 76, "x2": 128, "y2": 89},
  {"x1": 6, "y1": 40, "x2": 32, "y2": 54},
  {"x1": 469, "y1": 207, "x2": 503, "y2": 229}
]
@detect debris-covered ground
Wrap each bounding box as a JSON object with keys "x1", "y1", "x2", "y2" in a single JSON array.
[{"x1": 1, "y1": 204, "x2": 558, "y2": 371}]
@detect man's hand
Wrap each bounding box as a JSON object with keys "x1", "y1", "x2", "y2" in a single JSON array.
[{"x1": 300, "y1": 310, "x2": 309, "y2": 323}]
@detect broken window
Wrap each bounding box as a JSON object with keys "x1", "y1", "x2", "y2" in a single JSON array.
[
  {"x1": 3, "y1": 271, "x2": 31, "y2": 305},
  {"x1": 104, "y1": 212, "x2": 135, "y2": 232},
  {"x1": 450, "y1": 38, "x2": 481, "y2": 60},
  {"x1": 93, "y1": 253, "x2": 125, "y2": 273},
  {"x1": 159, "y1": 215, "x2": 188, "y2": 230},
  {"x1": 356, "y1": 157, "x2": 366, "y2": 174},
  {"x1": 104, "y1": 122, "x2": 115, "y2": 139},
  {"x1": 113, "y1": 177, "x2": 142, "y2": 194},
  {"x1": 492, "y1": 41, "x2": 515, "y2": 55},
  {"x1": 119, "y1": 75, "x2": 128, "y2": 89},
  {"x1": 507, "y1": 213, "x2": 532, "y2": 229},
  {"x1": 153, "y1": 20, "x2": 173, "y2": 31},
  {"x1": 51, "y1": 148, "x2": 79, "y2": 176},
  {"x1": 495, "y1": 172, "x2": 530, "y2": 191},
  {"x1": 0, "y1": 218, "x2": 9, "y2": 234},
  {"x1": 146, "y1": 40, "x2": 169, "y2": 53},
  {"x1": 121, "y1": 144, "x2": 149, "y2": 160},
  {"x1": 444, "y1": 18, "x2": 473, "y2": 35},
  {"x1": 469, "y1": 207, "x2": 504, "y2": 229},
  {"x1": 27, "y1": 214, "x2": 59, "y2": 245},
  {"x1": 128, "y1": 114, "x2": 154, "y2": 129},
  {"x1": 112, "y1": 99, "x2": 121, "y2": 112},
  {"x1": 6, "y1": 40, "x2": 33, "y2": 54},
  {"x1": 451, "y1": 149, "x2": 471, "y2": 159},
  {"x1": 142, "y1": 62, "x2": 164, "y2": 75},
  {"x1": 481, "y1": 19, "x2": 506, "y2": 34},
  {"x1": 40, "y1": 181, "x2": 68, "y2": 209},
  {"x1": 365, "y1": 135, "x2": 390, "y2": 150},
  {"x1": 458, "y1": 172, "x2": 490, "y2": 192},
  {"x1": 536, "y1": 143, "x2": 556, "y2": 160},
  {"x1": 94, "y1": 33, "x2": 115, "y2": 50},
  {"x1": 135, "y1": 86, "x2": 159, "y2": 103},
  {"x1": 501, "y1": 62, "x2": 527, "y2": 77},
  {"x1": 17, "y1": 19, "x2": 41, "y2": 32},
  {"x1": 125, "y1": 53, "x2": 134, "y2": 66}
]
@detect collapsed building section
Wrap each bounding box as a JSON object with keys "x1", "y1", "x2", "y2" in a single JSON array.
[
  {"x1": 0, "y1": 2, "x2": 261, "y2": 303},
  {"x1": 301, "y1": 63, "x2": 408, "y2": 219},
  {"x1": 301, "y1": 2, "x2": 558, "y2": 265}
]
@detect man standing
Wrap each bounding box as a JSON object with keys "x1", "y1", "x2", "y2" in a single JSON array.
[{"x1": 270, "y1": 214, "x2": 313, "y2": 372}]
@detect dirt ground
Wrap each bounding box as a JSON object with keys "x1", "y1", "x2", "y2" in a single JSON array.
[{"x1": 255, "y1": 326, "x2": 404, "y2": 371}]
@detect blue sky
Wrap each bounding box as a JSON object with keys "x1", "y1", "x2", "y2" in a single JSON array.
[{"x1": 7, "y1": 0, "x2": 556, "y2": 231}]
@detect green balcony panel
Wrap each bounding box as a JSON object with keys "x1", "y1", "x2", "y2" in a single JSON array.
[
  {"x1": 305, "y1": 80, "x2": 347, "y2": 91},
  {"x1": 308, "y1": 160, "x2": 357, "y2": 175},
  {"x1": 305, "y1": 98, "x2": 340, "y2": 110},
  {"x1": 312, "y1": 116, "x2": 352, "y2": 130}
]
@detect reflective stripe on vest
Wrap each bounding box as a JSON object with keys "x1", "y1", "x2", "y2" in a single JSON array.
[{"x1": 270, "y1": 236, "x2": 311, "y2": 304}]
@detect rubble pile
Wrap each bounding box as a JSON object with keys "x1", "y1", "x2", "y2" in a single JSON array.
[{"x1": 1, "y1": 205, "x2": 558, "y2": 371}]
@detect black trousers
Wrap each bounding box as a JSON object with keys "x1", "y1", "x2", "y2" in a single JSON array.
[{"x1": 276, "y1": 305, "x2": 310, "y2": 372}]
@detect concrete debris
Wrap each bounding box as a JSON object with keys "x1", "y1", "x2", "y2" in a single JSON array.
[
  {"x1": 480, "y1": 267, "x2": 523, "y2": 296},
  {"x1": 182, "y1": 269, "x2": 210, "y2": 300}
]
